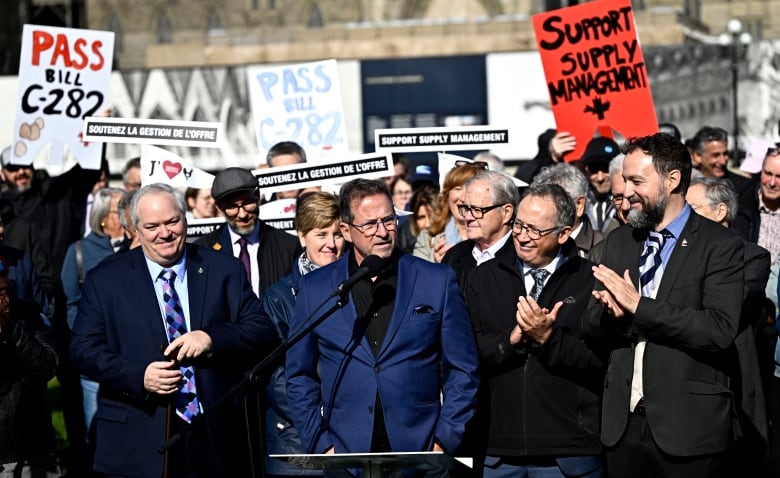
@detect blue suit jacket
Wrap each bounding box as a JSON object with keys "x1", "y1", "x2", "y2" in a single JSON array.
[
  {"x1": 285, "y1": 251, "x2": 480, "y2": 455},
  {"x1": 69, "y1": 245, "x2": 279, "y2": 477}
]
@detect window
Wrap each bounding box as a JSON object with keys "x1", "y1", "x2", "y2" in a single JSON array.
[{"x1": 156, "y1": 14, "x2": 173, "y2": 44}]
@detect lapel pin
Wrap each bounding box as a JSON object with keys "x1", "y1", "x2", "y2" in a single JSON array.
[
  {"x1": 198, "y1": 266, "x2": 204, "y2": 274},
  {"x1": 681, "y1": 239, "x2": 688, "y2": 247},
  {"x1": 213, "y1": 243, "x2": 222, "y2": 251}
]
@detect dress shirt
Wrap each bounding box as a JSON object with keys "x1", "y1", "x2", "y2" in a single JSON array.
[
  {"x1": 145, "y1": 255, "x2": 192, "y2": 334},
  {"x1": 472, "y1": 231, "x2": 512, "y2": 266}
]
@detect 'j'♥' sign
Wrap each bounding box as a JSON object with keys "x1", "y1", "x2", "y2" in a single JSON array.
[
  {"x1": 12, "y1": 25, "x2": 114, "y2": 169},
  {"x1": 533, "y1": 0, "x2": 657, "y2": 159}
]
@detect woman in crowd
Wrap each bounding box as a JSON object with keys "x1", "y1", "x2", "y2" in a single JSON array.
[
  {"x1": 413, "y1": 162, "x2": 486, "y2": 262},
  {"x1": 60, "y1": 187, "x2": 126, "y2": 440},
  {"x1": 390, "y1": 176, "x2": 412, "y2": 211},
  {"x1": 262, "y1": 191, "x2": 346, "y2": 477},
  {"x1": 397, "y1": 183, "x2": 439, "y2": 254},
  {"x1": 185, "y1": 187, "x2": 217, "y2": 219}
]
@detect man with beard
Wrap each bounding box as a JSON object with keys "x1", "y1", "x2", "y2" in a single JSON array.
[
  {"x1": 584, "y1": 133, "x2": 745, "y2": 477},
  {"x1": 195, "y1": 167, "x2": 300, "y2": 297}
]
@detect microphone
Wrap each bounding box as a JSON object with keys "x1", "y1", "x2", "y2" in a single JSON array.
[{"x1": 329, "y1": 255, "x2": 384, "y2": 298}]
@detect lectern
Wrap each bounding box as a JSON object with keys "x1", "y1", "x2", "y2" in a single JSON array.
[{"x1": 270, "y1": 452, "x2": 473, "y2": 478}]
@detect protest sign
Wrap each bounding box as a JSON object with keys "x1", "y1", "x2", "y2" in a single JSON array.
[
  {"x1": 12, "y1": 25, "x2": 114, "y2": 169},
  {"x1": 187, "y1": 217, "x2": 225, "y2": 239},
  {"x1": 83, "y1": 117, "x2": 222, "y2": 148},
  {"x1": 374, "y1": 125, "x2": 512, "y2": 153},
  {"x1": 533, "y1": 0, "x2": 657, "y2": 160},
  {"x1": 140, "y1": 144, "x2": 215, "y2": 188},
  {"x1": 259, "y1": 198, "x2": 297, "y2": 235},
  {"x1": 252, "y1": 151, "x2": 393, "y2": 195},
  {"x1": 247, "y1": 59, "x2": 349, "y2": 163}
]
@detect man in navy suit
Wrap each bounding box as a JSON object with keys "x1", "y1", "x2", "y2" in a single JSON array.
[
  {"x1": 285, "y1": 179, "x2": 480, "y2": 459},
  {"x1": 70, "y1": 183, "x2": 279, "y2": 477}
]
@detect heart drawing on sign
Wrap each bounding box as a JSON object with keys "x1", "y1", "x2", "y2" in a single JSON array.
[{"x1": 163, "y1": 160, "x2": 182, "y2": 179}]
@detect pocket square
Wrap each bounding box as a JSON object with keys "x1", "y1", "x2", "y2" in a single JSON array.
[
  {"x1": 562, "y1": 296, "x2": 576, "y2": 304},
  {"x1": 413, "y1": 305, "x2": 435, "y2": 314}
]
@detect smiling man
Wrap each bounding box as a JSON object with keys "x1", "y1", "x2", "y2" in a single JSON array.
[
  {"x1": 585, "y1": 132, "x2": 745, "y2": 477},
  {"x1": 442, "y1": 170, "x2": 518, "y2": 289},
  {"x1": 70, "y1": 183, "x2": 279, "y2": 477},
  {"x1": 464, "y1": 182, "x2": 603, "y2": 478},
  {"x1": 690, "y1": 126, "x2": 750, "y2": 195},
  {"x1": 285, "y1": 178, "x2": 479, "y2": 466},
  {"x1": 195, "y1": 167, "x2": 300, "y2": 297}
]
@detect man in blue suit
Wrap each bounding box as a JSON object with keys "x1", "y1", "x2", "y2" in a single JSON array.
[
  {"x1": 285, "y1": 178, "x2": 480, "y2": 460},
  {"x1": 70, "y1": 183, "x2": 279, "y2": 478}
]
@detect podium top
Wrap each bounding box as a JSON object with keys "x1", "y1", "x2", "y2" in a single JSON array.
[{"x1": 269, "y1": 451, "x2": 473, "y2": 470}]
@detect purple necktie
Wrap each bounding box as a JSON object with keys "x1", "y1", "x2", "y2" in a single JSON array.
[
  {"x1": 160, "y1": 269, "x2": 200, "y2": 423},
  {"x1": 238, "y1": 237, "x2": 251, "y2": 283}
]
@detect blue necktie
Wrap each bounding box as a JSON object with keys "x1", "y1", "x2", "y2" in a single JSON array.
[
  {"x1": 529, "y1": 268, "x2": 550, "y2": 301},
  {"x1": 638, "y1": 230, "x2": 671, "y2": 297},
  {"x1": 160, "y1": 269, "x2": 200, "y2": 423}
]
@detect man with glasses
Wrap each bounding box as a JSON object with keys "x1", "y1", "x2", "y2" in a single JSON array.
[
  {"x1": 195, "y1": 167, "x2": 300, "y2": 297},
  {"x1": 285, "y1": 178, "x2": 480, "y2": 462},
  {"x1": 580, "y1": 137, "x2": 620, "y2": 234},
  {"x1": 464, "y1": 183, "x2": 603, "y2": 478},
  {"x1": 442, "y1": 171, "x2": 518, "y2": 289}
]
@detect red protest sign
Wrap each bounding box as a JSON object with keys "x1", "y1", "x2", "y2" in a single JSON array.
[{"x1": 533, "y1": 0, "x2": 657, "y2": 161}]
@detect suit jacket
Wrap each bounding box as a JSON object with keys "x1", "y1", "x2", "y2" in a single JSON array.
[
  {"x1": 69, "y1": 245, "x2": 279, "y2": 478},
  {"x1": 465, "y1": 238, "x2": 603, "y2": 457},
  {"x1": 285, "y1": 251, "x2": 480, "y2": 455},
  {"x1": 194, "y1": 221, "x2": 301, "y2": 295},
  {"x1": 584, "y1": 213, "x2": 745, "y2": 457},
  {"x1": 442, "y1": 239, "x2": 477, "y2": 291}
]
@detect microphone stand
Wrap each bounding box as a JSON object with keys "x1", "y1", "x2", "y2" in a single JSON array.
[{"x1": 158, "y1": 289, "x2": 353, "y2": 477}]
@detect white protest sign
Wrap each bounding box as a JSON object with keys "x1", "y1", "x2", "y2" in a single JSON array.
[
  {"x1": 247, "y1": 59, "x2": 349, "y2": 163},
  {"x1": 140, "y1": 144, "x2": 215, "y2": 188},
  {"x1": 375, "y1": 125, "x2": 514, "y2": 153},
  {"x1": 437, "y1": 152, "x2": 528, "y2": 188},
  {"x1": 260, "y1": 198, "x2": 298, "y2": 235},
  {"x1": 12, "y1": 25, "x2": 114, "y2": 168},
  {"x1": 83, "y1": 117, "x2": 223, "y2": 148},
  {"x1": 187, "y1": 217, "x2": 225, "y2": 240},
  {"x1": 252, "y1": 151, "x2": 394, "y2": 195}
]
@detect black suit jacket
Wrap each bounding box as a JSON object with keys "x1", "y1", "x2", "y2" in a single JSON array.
[{"x1": 584, "y1": 212, "x2": 745, "y2": 457}]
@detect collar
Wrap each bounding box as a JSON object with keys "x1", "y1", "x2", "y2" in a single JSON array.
[
  {"x1": 520, "y1": 249, "x2": 565, "y2": 278},
  {"x1": 570, "y1": 221, "x2": 584, "y2": 239},
  {"x1": 759, "y1": 192, "x2": 780, "y2": 213},
  {"x1": 661, "y1": 203, "x2": 691, "y2": 239},
  {"x1": 228, "y1": 222, "x2": 260, "y2": 245},
  {"x1": 472, "y1": 230, "x2": 512, "y2": 265},
  {"x1": 145, "y1": 251, "x2": 187, "y2": 284}
]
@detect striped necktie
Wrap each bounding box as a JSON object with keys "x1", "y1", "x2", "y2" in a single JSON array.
[
  {"x1": 638, "y1": 230, "x2": 671, "y2": 297},
  {"x1": 160, "y1": 269, "x2": 200, "y2": 423}
]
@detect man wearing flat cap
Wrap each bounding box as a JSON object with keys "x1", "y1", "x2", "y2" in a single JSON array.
[
  {"x1": 195, "y1": 167, "x2": 301, "y2": 297},
  {"x1": 580, "y1": 137, "x2": 621, "y2": 234}
]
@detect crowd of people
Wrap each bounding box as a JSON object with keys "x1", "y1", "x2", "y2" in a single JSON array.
[{"x1": 1, "y1": 125, "x2": 779, "y2": 478}]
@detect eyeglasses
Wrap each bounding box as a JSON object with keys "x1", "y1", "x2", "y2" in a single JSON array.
[
  {"x1": 454, "y1": 160, "x2": 489, "y2": 171},
  {"x1": 457, "y1": 203, "x2": 504, "y2": 219},
  {"x1": 347, "y1": 214, "x2": 398, "y2": 236},
  {"x1": 221, "y1": 199, "x2": 258, "y2": 216},
  {"x1": 512, "y1": 220, "x2": 563, "y2": 240},
  {"x1": 3, "y1": 164, "x2": 30, "y2": 173},
  {"x1": 610, "y1": 194, "x2": 624, "y2": 206}
]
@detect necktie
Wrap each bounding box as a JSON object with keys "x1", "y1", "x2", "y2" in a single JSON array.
[
  {"x1": 529, "y1": 268, "x2": 550, "y2": 301},
  {"x1": 238, "y1": 237, "x2": 251, "y2": 283},
  {"x1": 160, "y1": 269, "x2": 200, "y2": 423},
  {"x1": 638, "y1": 230, "x2": 671, "y2": 297}
]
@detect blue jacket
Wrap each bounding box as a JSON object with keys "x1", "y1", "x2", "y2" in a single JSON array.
[{"x1": 286, "y1": 251, "x2": 480, "y2": 455}]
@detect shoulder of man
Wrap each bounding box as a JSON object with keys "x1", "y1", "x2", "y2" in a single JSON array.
[{"x1": 441, "y1": 239, "x2": 475, "y2": 266}]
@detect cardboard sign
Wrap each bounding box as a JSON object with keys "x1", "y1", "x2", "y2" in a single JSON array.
[
  {"x1": 140, "y1": 144, "x2": 215, "y2": 189},
  {"x1": 187, "y1": 217, "x2": 225, "y2": 239},
  {"x1": 533, "y1": 0, "x2": 657, "y2": 160},
  {"x1": 247, "y1": 59, "x2": 349, "y2": 163},
  {"x1": 374, "y1": 126, "x2": 512, "y2": 153},
  {"x1": 12, "y1": 25, "x2": 114, "y2": 168},
  {"x1": 83, "y1": 117, "x2": 222, "y2": 148},
  {"x1": 252, "y1": 152, "x2": 394, "y2": 195}
]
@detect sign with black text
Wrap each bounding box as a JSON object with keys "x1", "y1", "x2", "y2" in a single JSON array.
[
  {"x1": 83, "y1": 117, "x2": 223, "y2": 147},
  {"x1": 374, "y1": 126, "x2": 512, "y2": 153}
]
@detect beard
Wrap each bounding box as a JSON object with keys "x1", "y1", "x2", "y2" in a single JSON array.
[{"x1": 627, "y1": 191, "x2": 667, "y2": 229}]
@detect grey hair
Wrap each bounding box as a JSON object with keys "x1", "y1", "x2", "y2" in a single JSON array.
[
  {"x1": 130, "y1": 183, "x2": 187, "y2": 228},
  {"x1": 117, "y1": 189, "x2": 138, "y2": 231},
  {"x1": 524, "y1": 183, "x2": 576, "y2": 228},
  {"x1": 90, "y1": 187, "x2": 125, "y2": 236},
  {"x1": 608, "y1": 154, "x2": 625, "y2": 178},
  {"x1": 532, "y1": 162, "x2": 589, "y2": 203},
  {"x1": 689, "y1": 176, "x2": 738, "y2": 223},
  {"x1": 464, "y1": 170, "x2": 520, "y2": 209}
]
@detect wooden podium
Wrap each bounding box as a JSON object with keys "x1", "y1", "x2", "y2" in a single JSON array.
[{"x1": 270, "y1": 452, "x2": 473, "y2": 478}]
